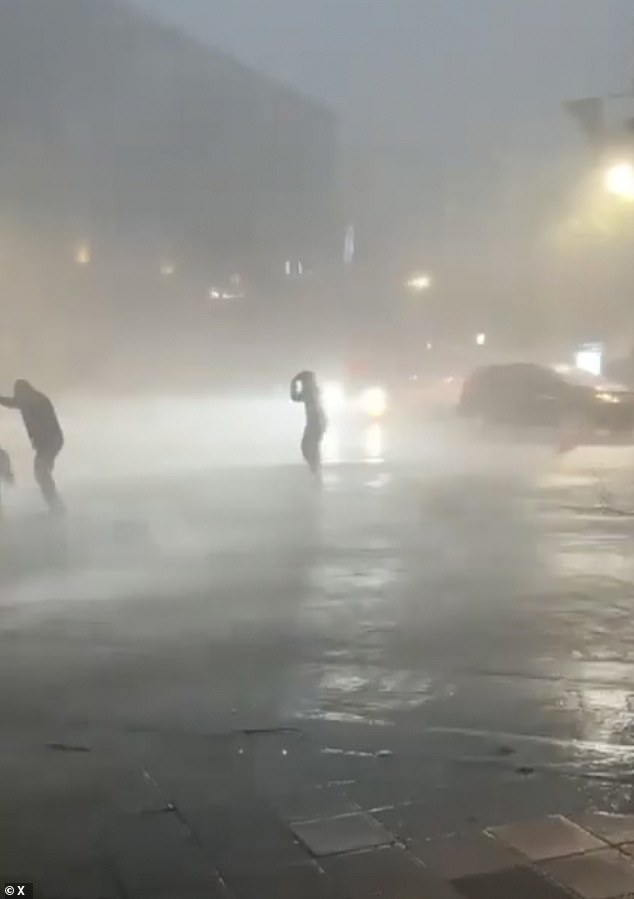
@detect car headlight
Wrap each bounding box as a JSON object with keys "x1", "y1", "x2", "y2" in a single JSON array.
[
  {"x1": 322, "y1": 381, "x2": 346, "y2": 413},
  {"x1": 360, "y1": 386, "x2": 388, "y2": 418},
  {"x1": 596, "y1": 391, "x2": 621, "y2": 404}
]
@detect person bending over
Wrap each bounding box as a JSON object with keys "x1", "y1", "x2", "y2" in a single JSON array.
[{"x1": 0, "y1": 380, "x2": 64, "y2": 513}]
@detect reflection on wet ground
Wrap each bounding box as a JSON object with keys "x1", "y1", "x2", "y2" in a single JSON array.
[{"x1": 3, "y1": 438, "x2": 634, "y2": 821}]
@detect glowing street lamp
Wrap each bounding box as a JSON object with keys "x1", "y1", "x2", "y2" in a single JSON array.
[
  {"x1": 160, "y1": 261, "x2": 176, "y2": 277},
  {"x1": 74, "y1": 243, "x2": 91, "y2": 266},
  {"x1": 475, "y1": 332, "x2": 487, "y2": 347},
  {"x1": 406, "y1": 273, "x2": 432, "y2": 293},
  {"x1": 604, "y1": 162, "x2": 634, "y2": 201}
]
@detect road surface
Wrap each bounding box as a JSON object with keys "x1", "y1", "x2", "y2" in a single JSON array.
[{"x1": 3, "y1": 404, "x2": 634, "y2": 895}]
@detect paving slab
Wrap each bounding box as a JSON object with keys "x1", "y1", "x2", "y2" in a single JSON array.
[
  {"x1": 411, "y1": 830, "x2": 524, "y2": 879},
  {"x1": 291, "y1": 812, "x2": 395, "y2": 857},
  {"x1": 541, "y1": 848, "x2": 634, "y2": 899},
  {"x1": 488, "y1": 814, "x2": 607, "y2": 861},
  {"x1": 618, "y1": 841, "x2": 634, "y2": 859},
  {"x1": 24, "y1": 864, "x2": 121, "y2": 899},
  {"x1": 185, "y1": 802, "x2": 311, "y2": 876},
  {"x1": 225, "y1": 862, "x2": 330, "y2": 899},
  {"x1": 452, "y1": 865, "x2": 576, "y2": 899},
  {"x1": 277, "y1": 783, "x2": 362, "y2": 823},
  {"x1": 103, "y1": 811, "x2": 227, "y2": 897},
  {"x1": 322, "y1": 845, "x2": 463, "y2": 899},
  {"x1": 373, "y1": 798, "x2": 474, "y2": 843},
  {"x1": 572, "y1": 812, "x2": 634, "y2": 847},
  {"x1": 0, "y1": 744, "x2": 171, "y2": 821}
]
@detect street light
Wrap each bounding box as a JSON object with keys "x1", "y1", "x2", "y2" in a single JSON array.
[
  {"x1": 475, "y1": 332, "x2": 487, "y2": 347},
  {"x1": 406, "y1": 273, "x2": 432, "y2": 293},
  {"x1": 604, "y1": 162, "x2": 634, "y2": 201},
  {"x1": 74, "y1": 243, "x2": 91, "y2": 265}
]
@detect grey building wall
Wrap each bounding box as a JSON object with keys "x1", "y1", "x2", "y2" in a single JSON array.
[{"x1": 0, "y1": 0, "x2": 339, "y2": 278}]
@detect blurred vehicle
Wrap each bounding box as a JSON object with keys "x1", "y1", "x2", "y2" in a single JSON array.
[
  {"x1": 404, "y1": 373, "x2": 464, "y2": 414},
  {"x1": 458, "y1": 363, "x2": 634, "y2": 438},
  {"x1": 321, "y1": 377, "x2": 389, "y2": 424},
  {"x1": 317, "y1": 374, "x2": 390, "y2": 462},
  {"x1": 605, "y1": 351, "x2": 634, "y2": 388}
]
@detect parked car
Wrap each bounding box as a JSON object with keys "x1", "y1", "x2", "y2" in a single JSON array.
[{"x1": 458, "y1": 363, "x2": 634, "y2": 437}]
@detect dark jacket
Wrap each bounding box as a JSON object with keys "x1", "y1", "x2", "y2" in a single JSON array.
[
  {"x1": 0, "y1": 388, "x2": 63, "y2": 454},
  {"x1": 290, "y1": 372, "x2": 326, "y2": 433}
]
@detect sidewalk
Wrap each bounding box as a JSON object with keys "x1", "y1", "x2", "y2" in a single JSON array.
[
  {"x1": 3, "y1": 456, "x2": 634, "y2": 897},
  {"x1": 4, "y1": 726, "x2": 634, "y2": 898}
]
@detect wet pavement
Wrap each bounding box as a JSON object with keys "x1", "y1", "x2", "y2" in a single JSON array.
[{"x1": 3, "y1": 431, "x2": 634, "y2": 896}]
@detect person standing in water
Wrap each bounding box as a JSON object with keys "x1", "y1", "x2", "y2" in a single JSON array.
[
  {"x1": 290, "y1": 370, "x2": 327, "y2": 480},
  {"x1": 0, "y1": 380, "x2": 64, "y2": 513}
]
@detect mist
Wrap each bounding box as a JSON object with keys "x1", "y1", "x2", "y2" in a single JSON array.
[
  {"x1": 0, "y1": 0, "x2": 632, "y2": 608},
  {"x1": 1, "y1": 0, "x2": 633, "y2": 399},
  {"x1": 5, "y1": 6, "x2": 634, "y2": 893}
]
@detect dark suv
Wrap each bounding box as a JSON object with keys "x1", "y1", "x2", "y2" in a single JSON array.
[{"x1": 458, "y1": 363, "x2": 634, "y2": 436}]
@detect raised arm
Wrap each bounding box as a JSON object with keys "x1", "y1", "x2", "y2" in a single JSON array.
[
  {"x1": 290, "y1": 375, "x2": 304, "y2": 402},
  {"x1": 0, "y1": 396, "x2": 17, "y2": 409}
]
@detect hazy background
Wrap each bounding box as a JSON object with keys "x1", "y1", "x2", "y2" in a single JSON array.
[
  {"x1": 1, "y1": 0, "x2": 633, "y2": 392},
  {"x1": 133, "y1": 0, "x2": 634, "y2": 292}
]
